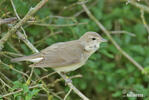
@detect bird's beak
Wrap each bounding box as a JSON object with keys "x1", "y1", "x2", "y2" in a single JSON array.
[{"x1": 101, "y1": 38, "x2": 107, "y2": 42}]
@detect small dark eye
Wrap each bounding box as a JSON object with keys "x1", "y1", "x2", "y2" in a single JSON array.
[{"x1": 92, "y1": 38, "x2": 96, "y2": 40}]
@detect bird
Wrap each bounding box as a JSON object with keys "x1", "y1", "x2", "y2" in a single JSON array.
[{"x1": 11, "y1": 32, "x2": 107, "y2": 72}]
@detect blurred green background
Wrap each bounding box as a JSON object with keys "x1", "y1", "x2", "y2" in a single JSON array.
[{"x1": 0, "y1": 0, "x2": 149, "y2": 100}]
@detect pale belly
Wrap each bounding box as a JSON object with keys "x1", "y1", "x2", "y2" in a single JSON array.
[{"x1": 54, "y1": 61, "x2": 85, "y2": 72}]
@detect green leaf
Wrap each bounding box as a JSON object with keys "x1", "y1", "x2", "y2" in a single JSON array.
[
  {"x1": 142, "y1": 67, "x2": 149, "y2": 75},
  {"x1": 30, "y1": 89, "x2": 40, "y2": 96},
  {"x1": 12, "y1": 81, "x2": 23, "y2": 90},
  {"x1": 100, "y1": 49, "x2": 114, "y2": 58},
  {"x1": 25, "y1": 94, "x2": 32, "y2": 100},
  {"x1": 112, "y1": 91, "x2": 122, "y2": 97},
  {"x1": 23, "y1": 84, "x2": 29, "y2": 94}
]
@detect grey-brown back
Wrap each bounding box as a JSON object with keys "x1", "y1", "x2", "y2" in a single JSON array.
[{"x1": 30, "y1": 40, "x2": 87, "y2": 68}]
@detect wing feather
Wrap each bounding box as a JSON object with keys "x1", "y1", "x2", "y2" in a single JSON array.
[{"x1": 30, "y1": 40, "x2": 84, "y2": 68}]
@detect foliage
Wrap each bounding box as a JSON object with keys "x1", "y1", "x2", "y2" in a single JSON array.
[{"x1": 0, "y1": 0, "x2": 149, "y2": 100}]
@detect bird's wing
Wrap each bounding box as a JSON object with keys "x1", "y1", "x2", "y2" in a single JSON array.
[{"x1": 30, "y1": 41, "x2": 84, "y2": 68}]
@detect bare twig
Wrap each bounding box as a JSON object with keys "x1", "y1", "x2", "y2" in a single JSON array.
[
  {"x1": 10, "y1": 0, "x2": 27, "y2": 38},
  {"x1": 28, "y1": 22, "x2": 88, "y2": 27},
  {"x1": 0, "y1": 0, "x2": 48, "y2": 51},
  {"x1": 34, "y1": 31, "x2": 62, "y2": 45},
  {"x1": 64, "y1": 88, "x2": 72, "y2": 100},
  {"x1": 128, "y1": 1, "x2": 149, "y2": 13},
  {"x1": 9, "y1": 65, "x2": 29, "y2": 78},
  {"x1": 0, "y1": 78, "x2": 12, "y2": 89},
  {"x1": 0, "y1": 60, "x2": 29, "y2": 78},
  {"x1": 73, "y1": 0, "x2": 98, "y2": 17},
  {"x1": 10, "y1": 0, "x2": 20, "y2": 20},
  {"x1": 49, "y1": 74, "x2": 82, "y2": 87},
  {"x1": 0, "y1": 51, "x2": 23, "y2": 57},
  {"x1": 48, "y1": 16, "x2": 73, "y2": 19},
  {"x1": 140, "y1": 9, "x2": 149, "y2": 40},
  {"x1": 81, "y1": 3, "x2": 144, "y2": 72},
  {"x1": 0, "y1": 71, "x2": 12, "y2": 84},
  {"x1": 7, "y1": 42, "x2": 22, "y2": 53},
  {"x1": 58, "y1": 72, "x2": 89, "y2": 100},
  {"x1": 38, "y1": 92, "x2": 63, "y2": 100},
  {"x1": 36, "y1": 71, "x2": 57, "y2": 81},
  {"x1": 33, "y1": 15, "x2": 74, "y2": 23},
  {"x1": 110, "y1": 30, "x2": 136, "y2": 37},
  {"x1": 16, "y1": 31, "x2": 39, "y2": 53},
  {"x1": 51, "y1": 91, "x2": 63, "y2": 100},
  {"x1": 26, "y1": 67, "x2": 34, "y2": 85},
  {"x1": 0, "y1": 17, "x2": 17, "y2": 25},
  {"x1": 0, "y1": 84, "x2": 42, "y2": 98}
]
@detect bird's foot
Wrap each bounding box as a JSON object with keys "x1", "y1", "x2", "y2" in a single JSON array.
[
  {"x1": 65, "y1": 76, "x2": 72, "y2": 84},
  {"x1": 58, "y1": 72, "x2": 72, "y2": 85}
]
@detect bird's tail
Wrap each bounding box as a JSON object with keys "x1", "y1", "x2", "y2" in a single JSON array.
[
  {"x1": 11, "y1": 56, "x2": 29, "y2": 62},
  {"x1": 11, "y1": 53, "x2": 43, "y2": 63}
]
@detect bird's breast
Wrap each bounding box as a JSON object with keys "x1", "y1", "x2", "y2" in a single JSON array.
[{"x1": 54, "y1": 61, "x2": 86, "y2": 72}]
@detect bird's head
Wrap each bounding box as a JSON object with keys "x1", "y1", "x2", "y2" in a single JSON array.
[{"x1": 79, "y1": 32, "x2": 107, "y2": 52}]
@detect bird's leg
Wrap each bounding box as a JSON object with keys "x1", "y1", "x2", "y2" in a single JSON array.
[
  {"x1": 61, "y1": 72, "x2": 72, "y2": 84},
  {"x1": 58, "y1": 72, "x2": 72, "y2": 83}
]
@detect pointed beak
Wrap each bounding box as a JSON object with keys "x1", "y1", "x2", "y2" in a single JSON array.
[{"x1": 101, "y1": 38, "x2": 107, "y2": 42}]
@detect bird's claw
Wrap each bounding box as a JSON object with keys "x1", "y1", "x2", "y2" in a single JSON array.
[{"x1": 66, "y1": 78, "x2": 72, "y2": 83}]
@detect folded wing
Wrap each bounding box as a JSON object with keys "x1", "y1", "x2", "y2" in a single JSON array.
[{"x1": 30, "y1": 40, "x2": 84, "y2": 68}]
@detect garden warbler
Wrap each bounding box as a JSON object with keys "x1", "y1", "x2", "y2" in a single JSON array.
[{"x1": 11, "y1": 32, "x2": 107, "y2": 72}]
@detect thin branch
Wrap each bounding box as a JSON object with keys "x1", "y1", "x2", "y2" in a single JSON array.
[
  {"x1": 73, "y1": 0, "x2": 98, "y2": 17},
  {"x1": 50, "y1": 91, "x2": 63, "y2": 100},
  {"x1": 0, "y1": 60, "x2": 29, "y2": 78},
  {"x1": 110, "y1": 30, "x2": 136, "y2": 37},
  {"x1": 0, "y1": 78, "x2": 12, "y2": 89},
  {"x1": 0, "y1": 17, "x2": 17, "y2": 25},
  {"x1": 16, "y1": 31, "x2": 39, "y2": 53},
  {"x1": 36, "y1": 71, "x2": 57, "y2": 81},
  {"x1": 26, "y1": 67, "x2": 34, "y2": 85},
  {"x1": 81, "y1": 3, "x2": 144, "y2": 72},
  {"x1": 28, "y1": 22, "x2": 88, "y2": 27},
  {"x1": 140, "y1": 9, "x2": 149, "y2": 40},
  {"x1": 7, "y1": 42, "x2": 22, "y2": 53},
  {"x1": 34, "y1": 31, "x2": 62, "y2": 45},
  {"x1": 48, "y1": 15, "x2": 73, "y2": 19},
  {"x1": 10, "y1": 0, "x2": 21, "y2": 20},
  {"x1": 48, "y1": 74, "x2": 82, "y2": 87},
  {"x1": 0, "y1": 71, "x2": 12, "y2": 84},
  {"x1": 128, "y1": 0, "x2": 149, "y2": 13},
  {"x1": 38, "y1": 93, "x2": 63, "y2": 100},
  {"x1": 32, "y1": 15, "x2": 74, "y2": 23},
  {"x1": 64, "y1": 88, "x2": 72, "y2": 100},
  {"x1": 10, "y1": 0, "x2": 27, "y2": 38},
  {"x1": 0, "y1": 51, "x2": 23, "y2": 57},
  {"x1": 58, "y1": 72, "x2": 89, "y2": 100},
  {"x1": 0, "y1": 0, "x2": 48, "y2": 51},
  {"x1": 0, "y1": 84, "x2": 42, "y2": 98}
]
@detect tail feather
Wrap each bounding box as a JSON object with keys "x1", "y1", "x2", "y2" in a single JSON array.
[
  {"x1": 11, "y1": 56, "x2": 29, "y2": 62},
  {"x1": 11, "y1": 53, "x2": 43, "y2": 63}
]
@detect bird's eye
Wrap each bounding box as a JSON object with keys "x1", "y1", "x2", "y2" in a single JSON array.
[{"x1": 92, "y1": 38, "x2": 96, "y2": 40}]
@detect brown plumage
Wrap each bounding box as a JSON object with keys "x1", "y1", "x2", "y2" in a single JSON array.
[{"x1": 11, "y1": 32, "x2": 107, "y2": 72}]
